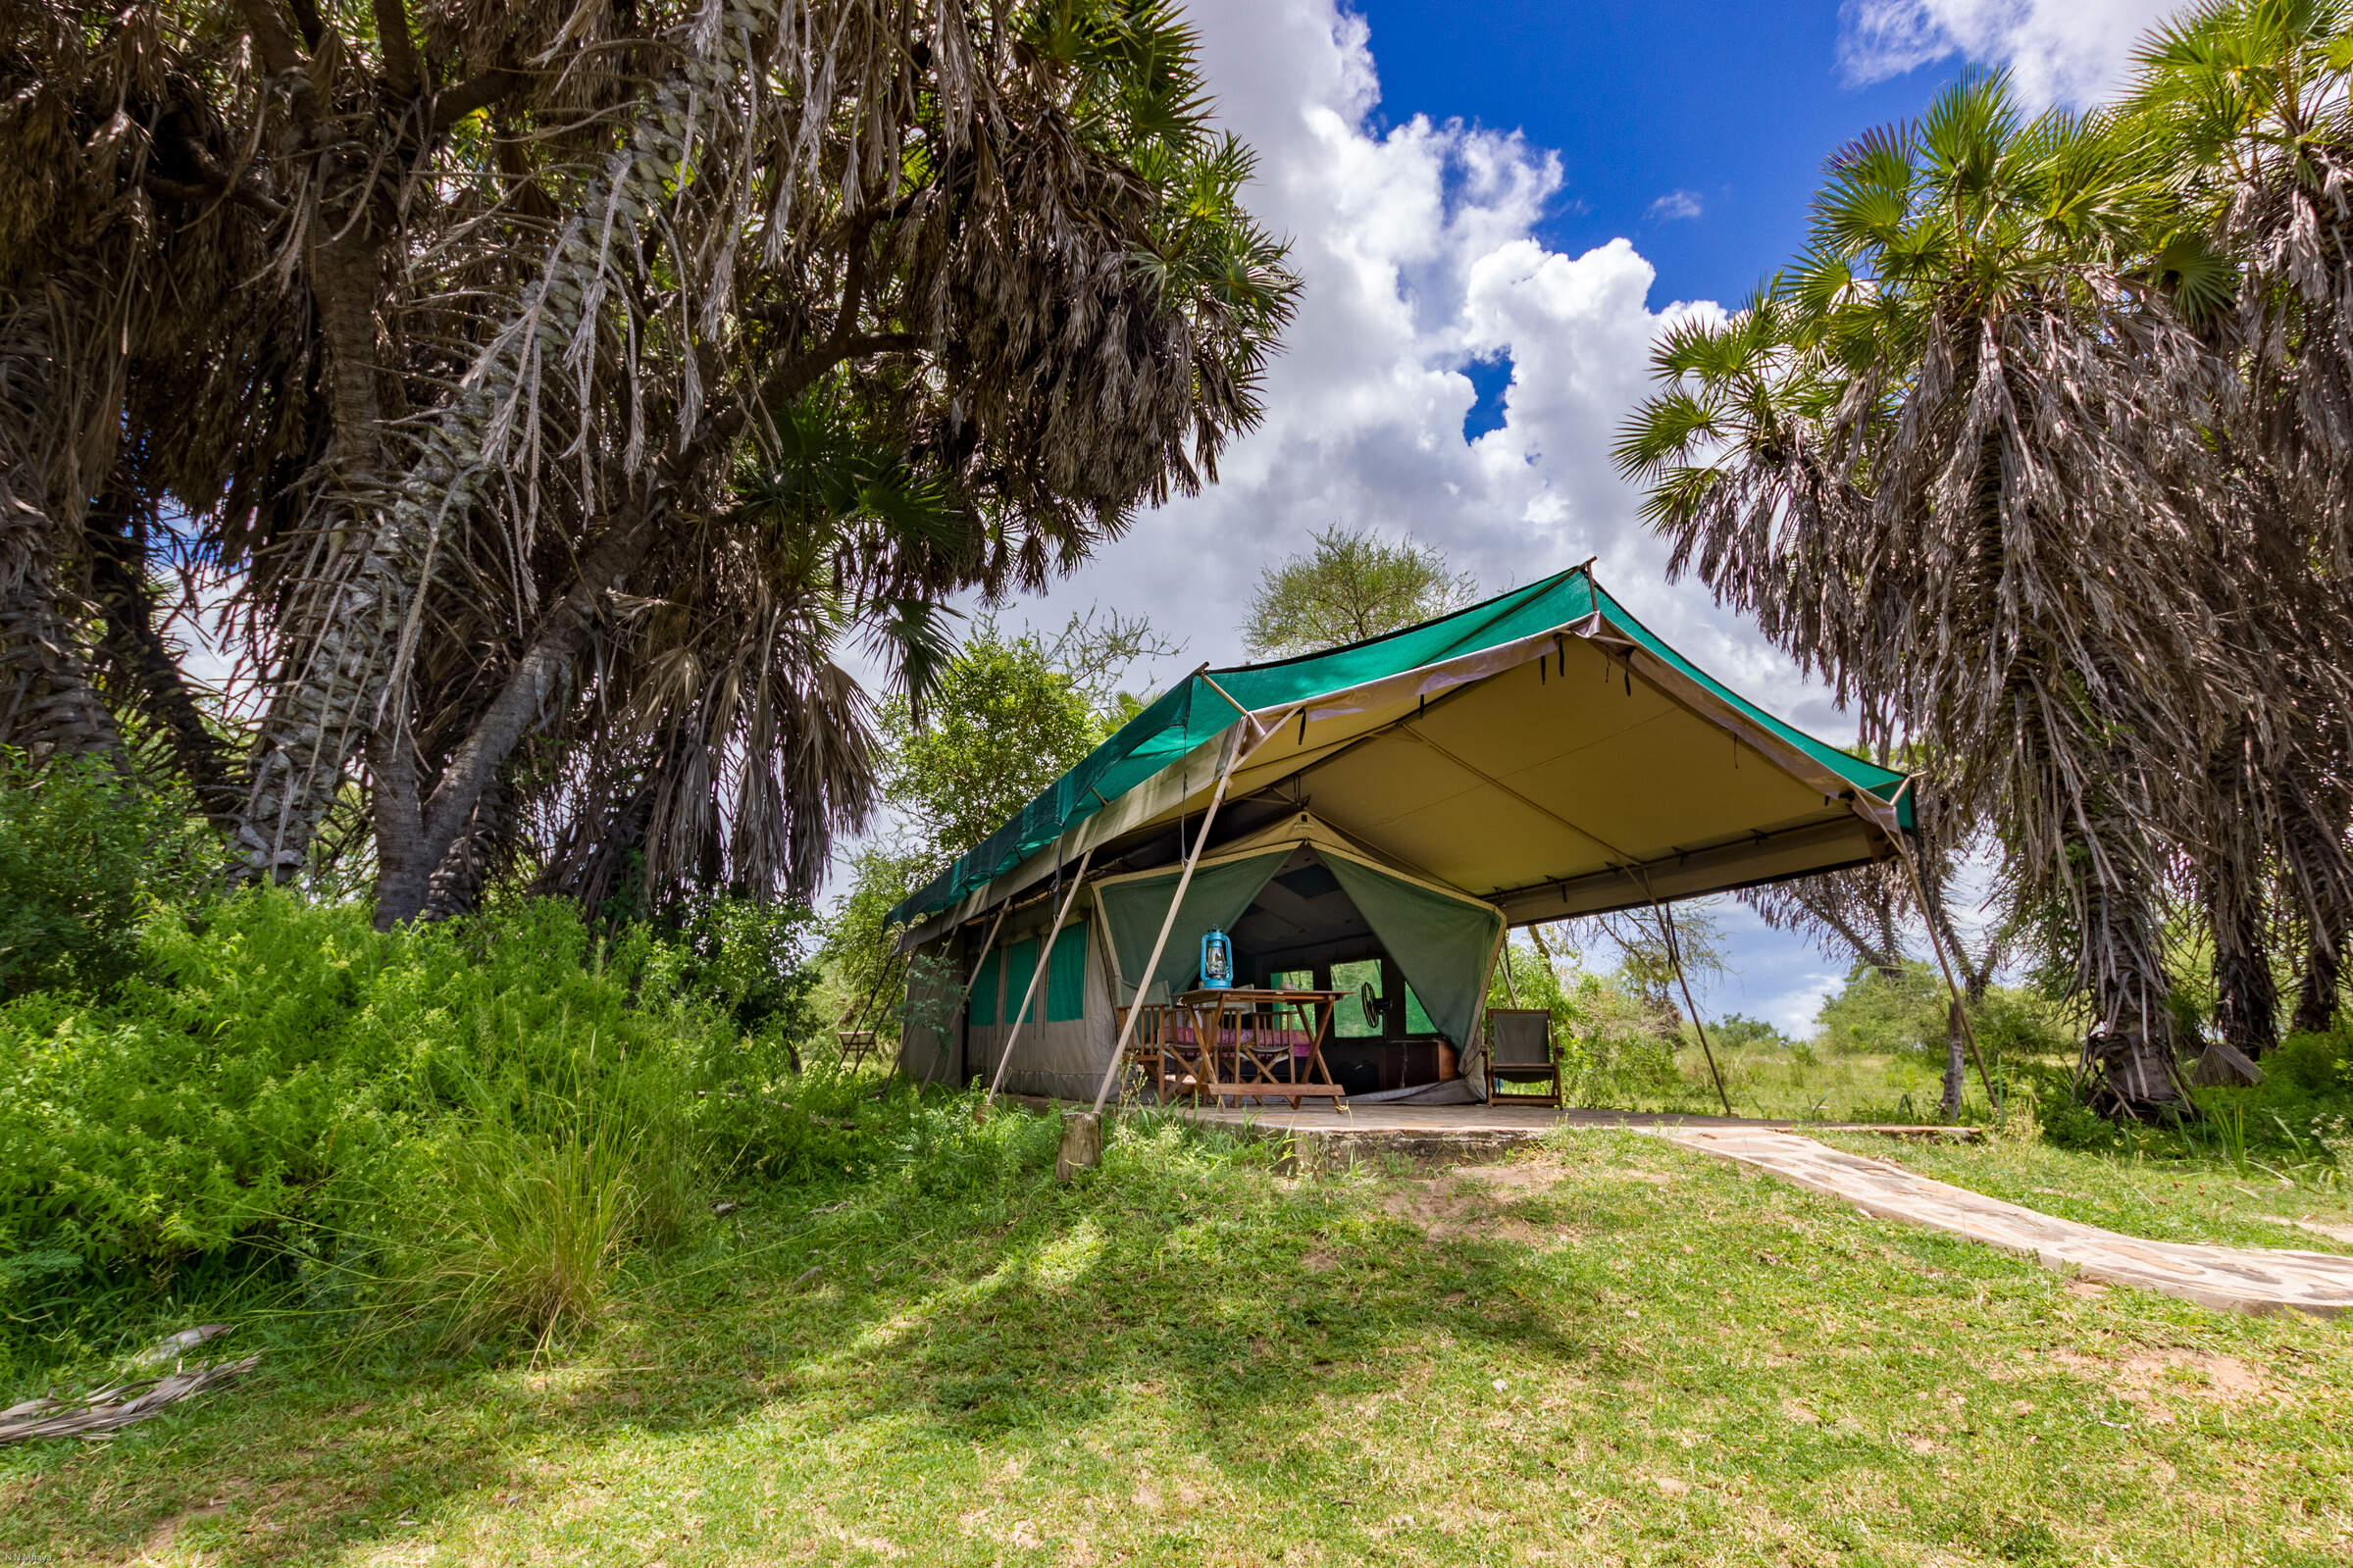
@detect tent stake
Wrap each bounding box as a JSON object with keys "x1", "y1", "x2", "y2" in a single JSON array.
[
  {"x1": 977, "y1": 847, "x2": 1095, "y2": 1121},
  {"x1": 1088, "y1": 721, "x2": 1260, "y2": 1116}
]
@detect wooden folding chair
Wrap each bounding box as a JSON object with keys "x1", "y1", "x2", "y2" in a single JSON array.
[{"x1": 1485, "y1": 1007, "x2": 1562, "y2": 1106}]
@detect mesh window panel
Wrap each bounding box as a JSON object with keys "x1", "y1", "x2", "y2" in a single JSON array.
[
  {"x1": 968, "y1": 950, "x2": 1000, "y2": 1028},
  {"x1": 1047, "y1": 922, "x2": 1089, "y2": 1022},
  {"x1": 1003, "y1": 938, "x2": 1041, "y2": 1026},
  {"x1": 1332, "y1": 958, "x2": 1383, "y2": 1037}
]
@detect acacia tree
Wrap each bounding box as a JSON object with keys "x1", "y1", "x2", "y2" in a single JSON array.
[
  {"x1": 0, "y1": 0, "x2": 1297, "y2": 925},
  {"x1": 1616, "y1": 70, "x2": 2353, "y2": 1113},
  {"x1": 1240, "y1": 524, "x2": 1478, "y2": 658}
]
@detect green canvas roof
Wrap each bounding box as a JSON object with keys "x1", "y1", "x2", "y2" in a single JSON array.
[{"x1": 891, "y1": 565, "x2": 1910, "y2": 935}]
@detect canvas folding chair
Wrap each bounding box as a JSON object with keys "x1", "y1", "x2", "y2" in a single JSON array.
[{"x1": 1485, "y1": 1007, "x2": 1561, "y2": 1106}]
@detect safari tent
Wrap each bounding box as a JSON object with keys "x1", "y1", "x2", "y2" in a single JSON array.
[{"x1": 891, "y1": 564, "x2": 1914, "y2": 1106}]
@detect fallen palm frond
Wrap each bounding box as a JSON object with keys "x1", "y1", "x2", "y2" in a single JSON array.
[{"x1": 0, "y1": 1327, "x2": 257, "y2": 1443}]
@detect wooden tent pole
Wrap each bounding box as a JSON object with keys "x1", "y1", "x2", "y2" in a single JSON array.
[
  {"x1": 884, "y1": 901, "x2": 1012, "y2": 1095},
  {"x1": 963, "y1": 902, "x2": 1013, "y2": 1005},
  {"x1": 977, "y1": 847, "x2": 1095, "y2": 1120},
  {"x1": 1877, "y1": 776, "x2": 1997, "y2": 1110},
  {"x1": 1895, "y1": 835, "x2": 1999, "y2": 1112},
  {"x1": 1088, "y1": 722, "x2": 1257, "y2": 1116},
  {"x1": 1631, "y1": 872, "x2": 1734, "y2": 1118}
]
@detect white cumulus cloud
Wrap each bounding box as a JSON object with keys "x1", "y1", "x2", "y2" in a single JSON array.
[
  {"x1": 1646, "y1": 189, "x2": 1704, "y2": 222},
  {"x1": 1838, "y1": 0, "x2": 2182, "y2": 106},
  {"x1": 1021, "y1": 0, "x2": 1846, "y2": 741}
]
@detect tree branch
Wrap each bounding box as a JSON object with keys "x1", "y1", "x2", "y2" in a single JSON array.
[
  {"x1": 431, "y1": 69, "x2": 529, "y2": 138},
  {"x1": 232, "y1": 0, "x2": 306, "y2": 77},
  {"x1": 370, "y1": 0, "x2": 424, "y2": 102},
  {"x1": 150, "y1": 134, "x2": 288, "y2": 220},
  {"x1": 390, "y1": 302, "x2": 924, "y2": 918}
]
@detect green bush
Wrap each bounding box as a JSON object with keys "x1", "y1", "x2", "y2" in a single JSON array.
[
  {"x1": 1815, "y1": 963, "x2": 1948, "y2": 1054},
  {"x1": 0, "y1": 751, "x2": 221, "y2": 999},
  {"x1": 2267, "y1": 1027, "x2": 2351, "y2": 1095},
  {"x1": 1712, "y1": 1013, "x2": 1800, "y2": 1051},
  {"x1": 0, "y1": 888, "x2": 826, "y2": 1356}
]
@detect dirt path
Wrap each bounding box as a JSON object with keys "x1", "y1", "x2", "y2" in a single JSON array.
[{"x1": 1647, "y1": 1126, "x2": 2353, "y2": 1317}]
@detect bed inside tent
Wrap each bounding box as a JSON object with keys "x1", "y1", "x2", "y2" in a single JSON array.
[{"x1": 893, "y1": 564, "x2": 1916, "y2": 1109}]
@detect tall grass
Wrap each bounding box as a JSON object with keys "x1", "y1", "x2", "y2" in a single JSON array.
[
  {"x1": 0, "y1": 888, "x2": 818, "y2": 1377},
  {"x1": 398, "y1": 1127, "x2": 652, "y2": 1350}
]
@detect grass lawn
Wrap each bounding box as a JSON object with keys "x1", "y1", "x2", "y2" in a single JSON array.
[{"x1": 4, "y1": 1112, "x2": 2348, "y2": 1566}]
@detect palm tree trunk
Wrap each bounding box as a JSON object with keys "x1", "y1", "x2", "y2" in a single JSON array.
[
  {"x1": 2282, "y1": 745, "x2": 2350, "y2": 1037},
  {"x1": 85, "y1": 494, "x2": 242, "y2": 827},
  {"x1": 2076, "y1": 788, "x2": 2190, "y2": 1117},
  {"x1": 2196, "y1": 726, "x2": 2276, "y2": 1081},
  {"x1": 2294, "y1": 938, "x2": 2343, "y2": 1035},
  {"x1": 421, "y1": 772, "x2": 511, "y2": 919},
  {"x1": 0, "y1": 559, "x2": 119, "y2": 762},
  {"x1": 237, "y1": 17, "x2": 737, "y2": 884},
  {"x1": 232, "y1": 221, "x2": 398, "y2": 882}
]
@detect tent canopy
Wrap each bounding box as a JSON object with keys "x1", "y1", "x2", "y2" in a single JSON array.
[
  {"x1": 1092, "y1": 812, "x2": 1505, "y2": 1047},
  {"x1": 893, "y1": 564, "x2": 1909, "y2": 942}
]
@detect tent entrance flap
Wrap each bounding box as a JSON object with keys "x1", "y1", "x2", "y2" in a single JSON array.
[
  {"x1": 1317, "y1": 852, "x2": 1502, "y2": 1050},
  {"x1": 1095, "y1": 850, "x2": 1290, "y2": 1004},
  {"x1": 1093, "y1": 812, "x2": 1506, "y2": 1052}
]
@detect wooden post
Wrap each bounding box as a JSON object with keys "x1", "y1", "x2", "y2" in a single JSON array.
[
  {"x1": 1628, "y1": 869, "x2": 1733, "y2": 1118},
  {"x1": 1894, "y1": 834, "x2": 1999, "y2": 1111},
  {"x1": 1056, "y1": 1111, "x2": 1102, "y2": 1182},
  {"x1": 1654, "y1": 896, "x2": 1736, "y2": 1118},
  {"x1": 1088, "y1": 724, "x2": 1253, "y2": 1116},
  {"x1": 977, "y1": 847, "x2": 1094, "y2": 1120}
]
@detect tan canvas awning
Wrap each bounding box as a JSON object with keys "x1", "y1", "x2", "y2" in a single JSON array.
[{"x1": 897, "y1": 567, "x2": 1906, "y2": 948}]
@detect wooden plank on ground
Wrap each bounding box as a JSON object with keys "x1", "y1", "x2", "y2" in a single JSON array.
[{"x1": 1646, "y1": 1126, "x2": 2353, "y2": 1318}]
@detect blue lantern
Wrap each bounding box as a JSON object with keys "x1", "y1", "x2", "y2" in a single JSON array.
[{"x1": 1200, "y1": 927, "x2": 1234, "y2": 989}]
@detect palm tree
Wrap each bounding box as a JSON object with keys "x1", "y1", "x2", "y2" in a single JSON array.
[
  {"x1": 1, "y1": 1, "x2": 1298, "y2": 925},
  {"x1": 1619, "y1": 74, "x2": 2253, "y2": 1114},
  {"x1": 2123, "y1": 0, "x2": 2353, "y2": 1042}
]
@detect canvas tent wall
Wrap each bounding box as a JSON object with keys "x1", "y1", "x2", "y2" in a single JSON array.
[
  {"x1": 907, "y1": 880, "x2": 1123, "y2": 1098},
  {"x1": 907, "y1": 812, "x2": 1504, "y2": 1100},
  {"x1": 893, "y1": 563, "x2": 1913, "y2": 1097}
]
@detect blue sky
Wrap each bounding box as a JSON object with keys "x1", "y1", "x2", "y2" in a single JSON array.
[
  {"x1": 956, "y1": 0, "x2": 2174, "y2": 1033},
  {"x1": 1356, "y1": 0, "x2": 1954, "y2": 311}
]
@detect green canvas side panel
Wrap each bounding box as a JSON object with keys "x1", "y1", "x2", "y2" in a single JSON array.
[
  {"x1": 1046, "y1": 922, "x2": 1088, "y2": 1022},
  {"x1": 1098, "y1": 851, "x2": 1291, "y2": 1003},
  {"x1": 967, "y1": 950, "x2": 999, "y2": 1028},
  {"x1": 1317, "y1": 852, "x2": 1502, "y2": 1048},
  {"x1": 1003, "y1": 937, "x2": 1041, "y2": 1026}
]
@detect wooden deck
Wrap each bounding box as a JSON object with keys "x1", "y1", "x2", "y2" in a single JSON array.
[{"x1": 1177, "y1": 1101, "x2": 1978, "y2": 1139}]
